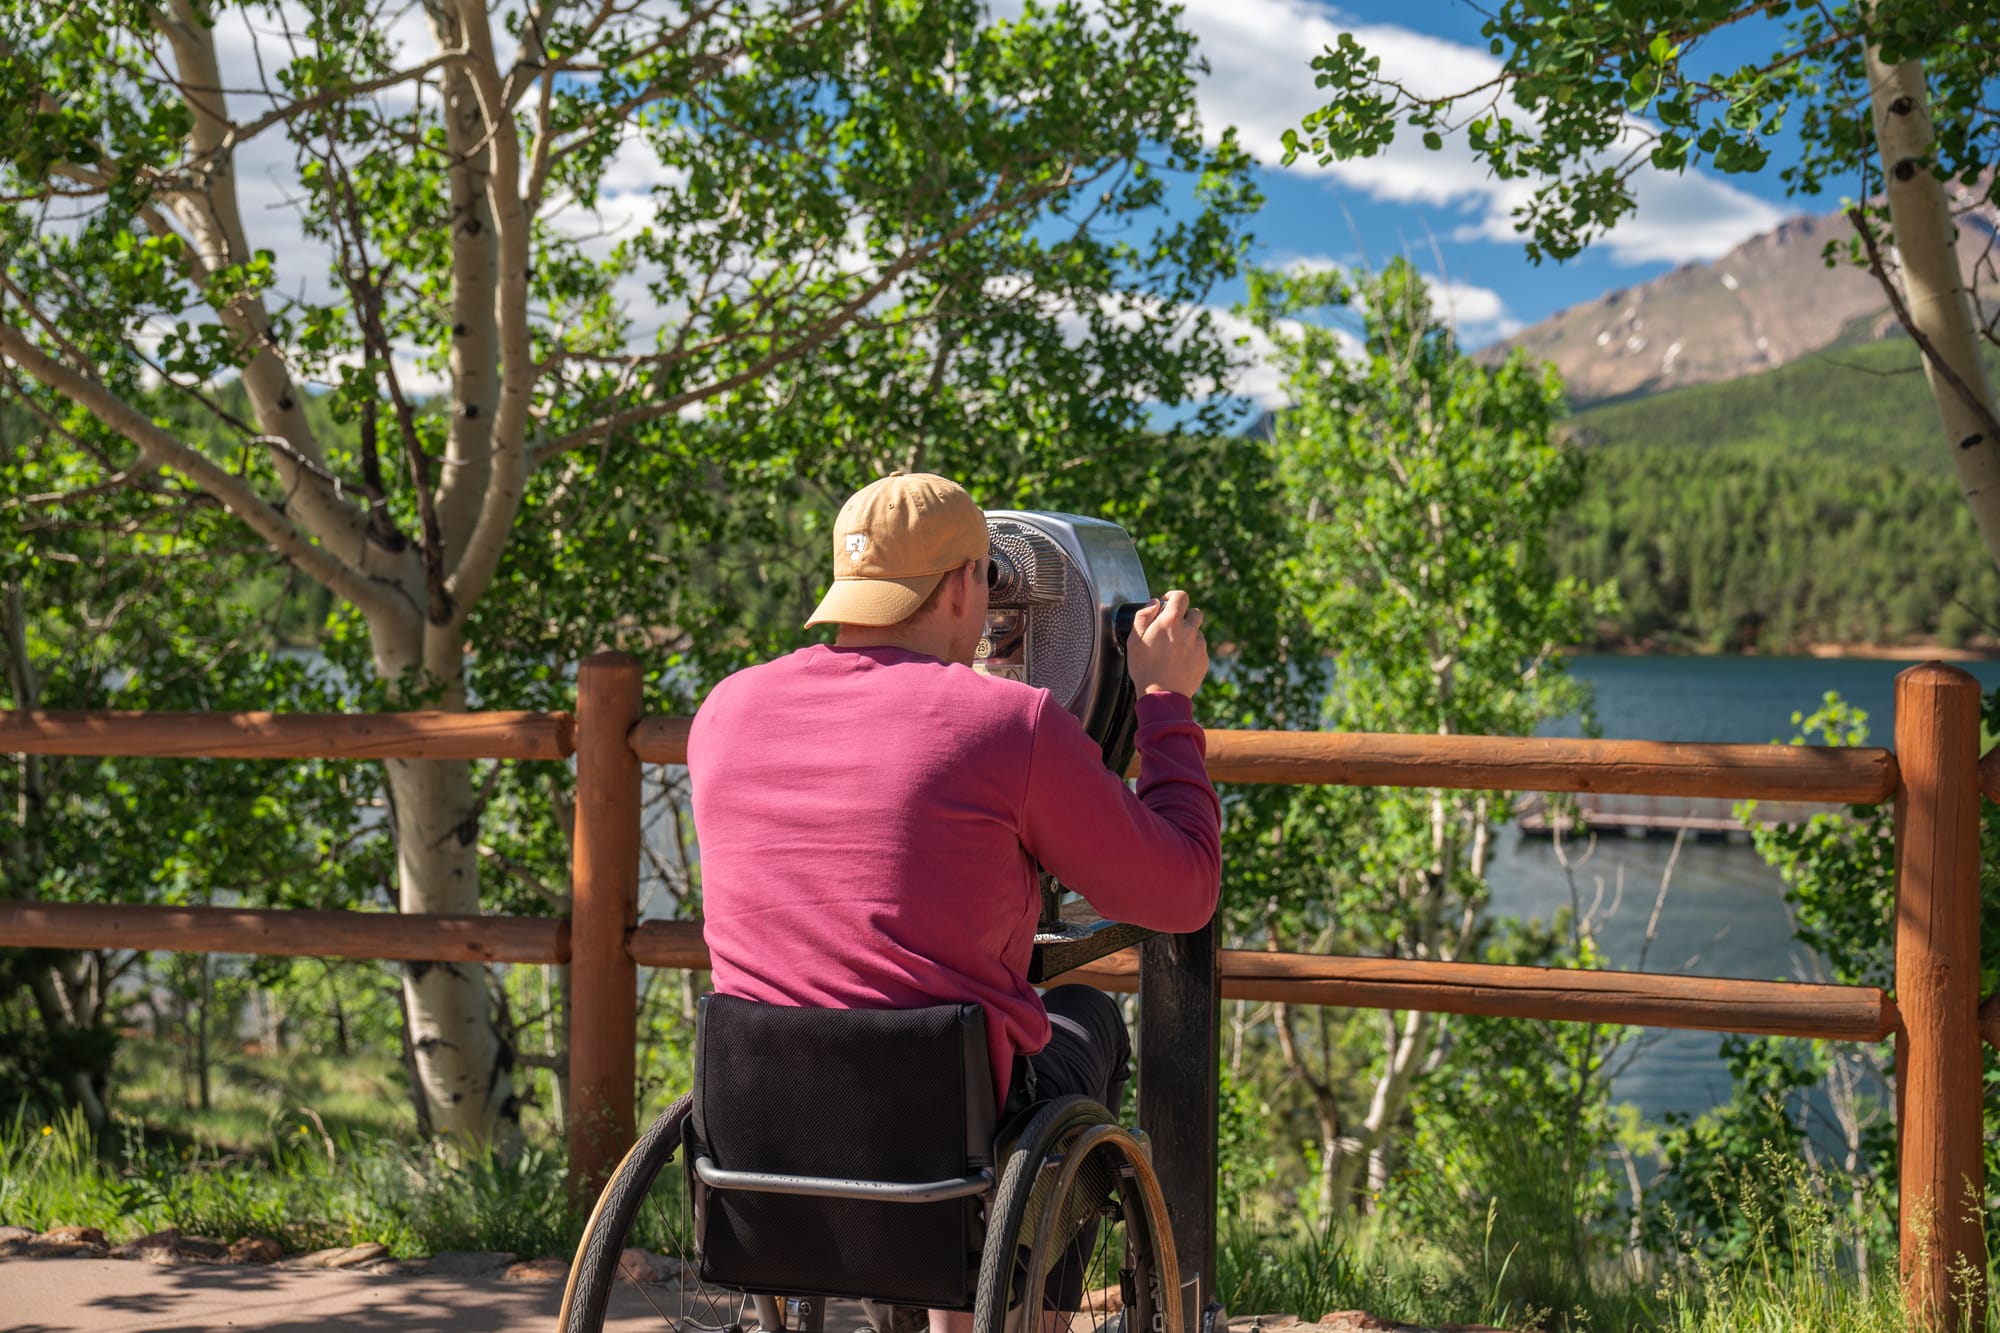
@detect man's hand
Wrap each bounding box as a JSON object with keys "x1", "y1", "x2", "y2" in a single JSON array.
[{"x1": 1126, "y1": 590, "x2": 1209, "y2": 699}]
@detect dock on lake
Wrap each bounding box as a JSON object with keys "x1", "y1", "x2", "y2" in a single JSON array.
[{"x1": 1513, "y1": 791, "x2": 1835, "y2": 840}]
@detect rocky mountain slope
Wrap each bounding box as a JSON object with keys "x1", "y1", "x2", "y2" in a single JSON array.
[{"x1": 1488, "y1": 182, "x2": 1998, "y2": 405}]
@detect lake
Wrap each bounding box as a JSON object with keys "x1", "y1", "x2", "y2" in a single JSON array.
[{"x1": 1485, "y1": 653, "x2": 2000, "y2": 1121}]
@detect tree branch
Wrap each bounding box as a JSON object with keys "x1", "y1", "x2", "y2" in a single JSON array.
[
  {"x1": 504, "y1": 0, "x2": 617, "y2": 108},
  {"x1": 531, "y1": 0, "x2": 857, "y2": 201},
  {"x1": 1848, "y1": 204, "x2": 2000, "y2": 447},
  {"x1": 317, "y1": 128, "x2": 454, "y2": 622},
  {"x1": 220, "y1": 50, "x2": 472, "y2": 152},
  {"x1": 0, "y1": 328, "x2": 402, "y2": 621},
  {"x1": 531, "y1": 170, "x2": 1071, "y2": 465},
  {"x1": 413, "y1": 11, "x2": 502, "y2": 579}
]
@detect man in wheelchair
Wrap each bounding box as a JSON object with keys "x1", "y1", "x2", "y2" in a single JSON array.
[{"x1": 561, "y1": 472, "x2": 1218, "y2": 1333}]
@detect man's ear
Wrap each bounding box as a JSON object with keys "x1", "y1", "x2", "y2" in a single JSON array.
[{"x1": 951, "y1": 558, "x2": 975, "y2": 614}]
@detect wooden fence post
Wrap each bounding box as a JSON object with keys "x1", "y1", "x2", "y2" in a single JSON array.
[
  {"x1": 1893, "y1": 662, "x2": 1986, "y2": 1329},
  {"x1": 568, "y1": 651, "x2": 644, "y2": 1203},
  {"x1": 1140, "y1": 920, "x2": 1220, "y2": 1333}
]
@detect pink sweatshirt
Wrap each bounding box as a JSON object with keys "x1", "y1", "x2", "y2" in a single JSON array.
[{"x1": 687, "y1": 643, "x2": 1221, "y2": 1101}]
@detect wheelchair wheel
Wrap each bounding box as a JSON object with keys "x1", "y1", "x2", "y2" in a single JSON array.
[
  {"x1": 561, "y1": 1091, "x2": 1179, "y2": 1333},
  {"x1": 973, "y1": 1096, "x2": 1180, "y2": 1333},
  {"x1": 560, "y1": 1094, "x2": 780, "y2": 1333}
]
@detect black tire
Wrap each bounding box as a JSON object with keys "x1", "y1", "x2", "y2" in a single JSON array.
[
  {"x1": 973, "y1": 1097, "x2": 1180, "y2": 1333},
  {"x1": 560, "y1": 1094, "x2": 730, "y2": 1333}
]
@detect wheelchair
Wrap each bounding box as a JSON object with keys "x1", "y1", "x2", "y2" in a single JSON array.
[{"x1": 559, "y1": 994, "x2": 1180, "y2": 1333}]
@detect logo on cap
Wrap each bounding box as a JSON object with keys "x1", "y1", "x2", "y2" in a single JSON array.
[{"x1": 844, "y1": 533, "x2": 870, "y2": 564}]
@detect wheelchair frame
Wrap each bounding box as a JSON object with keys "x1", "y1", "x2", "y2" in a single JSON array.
[{"x1": 559, "y1": 1090, "x2": 1180, "y2": 1333}]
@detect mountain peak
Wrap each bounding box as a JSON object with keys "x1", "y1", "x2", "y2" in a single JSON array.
[{"x1": 1488, "y1": 200, "x2": 1993, "y2": 405}]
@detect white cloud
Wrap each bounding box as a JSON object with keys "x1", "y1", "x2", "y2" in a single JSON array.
[
  {"x1": 1253, "y1": 253, "x2": 1523, "y2": 345},
  {"x1": 993, "y1": 279, "x2": 1334, "y2": 408},
  {"x1": 1429, "y1": 279, "x2": 1526, "y2": 342},
  {"x1": 1178, "y1": 0, "x2": 1497, "y2": 169},
  {"x1": 1190, "y1": 304, "x2": 1361, "y2": 409},
  {"x1": 1173, "y1": 0, "x2": 1789, "y2": 266},
  {"x1": 1428, "y1": 279, "x2": 1504, "y2": 327},
  {"x1": 591, "y1": 129, "x2": 690, "y2": 203},
  {"x1": 1208, "y1": 306, "x2": 1300, "y2": 407}
]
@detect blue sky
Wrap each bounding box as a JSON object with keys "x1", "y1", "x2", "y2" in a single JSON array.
[{"x1": 1190, "y1": 0, "x2": 1835, "y2": 353}]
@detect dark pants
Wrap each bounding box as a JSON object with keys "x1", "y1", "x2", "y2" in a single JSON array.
[
  {"x1": 868, "y1": 986, "x2": 1133, "y2": 1331},
  {"x1": 1006, "y1": 984, "x2": 1132, "y2": 1120},
  {"x1": 1005, "y1": 985, "x2": 1132, "y2": 1311}
]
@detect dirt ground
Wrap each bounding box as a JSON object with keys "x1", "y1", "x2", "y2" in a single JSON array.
[
  {"x1": 0, "y1": 1254, "x2": 1507, "y2": 1333},
  {"x1": 0, "y1": 1255, "x2": 890, "y2": 1333}
]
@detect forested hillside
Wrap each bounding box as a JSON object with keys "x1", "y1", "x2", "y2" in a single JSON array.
[
  {"x1": 1567, "y1": 338, "x2": 2000, "y2": 471},
  {"x1": 1551, "y1": 339, "x2": 2000, "y2": 651}
]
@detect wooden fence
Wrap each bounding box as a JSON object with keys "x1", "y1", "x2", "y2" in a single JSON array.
[{"x1": 1, "y1": 654, "x2": 1991, "y2": 1329}]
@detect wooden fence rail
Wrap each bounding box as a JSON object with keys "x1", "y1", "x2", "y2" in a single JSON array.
[
  {"x1": 0, "y1": 903, "x2": 1905, "y2": 1044},
  {"x1": 0, "y1": 709, "x2": 574, "y2": 760},
  {"x1": 0, "y1": 901, "x2": 568, "y2": 964},
  {"x1": 620, "y1": 919, "x2": 1902, "y2": 1041},
  {"x1": 0, "y1": 657, "x2": 1988, "y2": 1329},
  {"x1": 631, "y1": 713, "x2": 1901, "y2": 801},
  {"x1": 9, "y1": 707, "x2": 1898, "y2": 802}
]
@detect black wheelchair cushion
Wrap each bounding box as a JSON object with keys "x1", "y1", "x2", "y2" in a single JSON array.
[{"x1": 689, "y1": 995, "x2": 998, "y2": 1310}]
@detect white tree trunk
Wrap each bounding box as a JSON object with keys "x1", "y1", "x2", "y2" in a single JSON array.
[
  {"x1": 373, "y1": 617, "x2": 520, "y2": 1148},
  {"x1": 1332, "y1": 1004, "x2": 1437, "y2": 1207},
  {"x1": 1865, "y1": 48, "x2": 2000, "y2": 568}
]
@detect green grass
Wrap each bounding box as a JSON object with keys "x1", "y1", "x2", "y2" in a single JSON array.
[
  {"x1": 1215, "y1": 1141, "x2": 1999, "y2": 1332},
  {"x1": 0, "y1": 1092, "x2": 679, "y2": 1262},
  {"x1": 0, "y1": 1104, "x2": 583, "y2": 1258},
  {"x1": 1219, "y1": 1204, "x2": 1636, "y2": 1331},
  {"x1": 1220, "y1": 1210, "x2": 1509, "y2": 1327},
  {"x1": 1648, "y1": 1154, "x2": 1994, "y2": 1333},
  {"x1": 0, "y1": 1037, "x2": 680, "y2": 1261},
  {"x1": 109, "y1": 1037, "x2": 416, "y2": 1152},
  {"x1": 1218, "y1": 1201, "x2": 1995, "y2": 1332},
  {"x1": 11, "y1": 1103, "x2": 1997, "y2": 1330},
  {"x1": 1655, "y1": 1246, "x2": 1910, "y2": 1333}
]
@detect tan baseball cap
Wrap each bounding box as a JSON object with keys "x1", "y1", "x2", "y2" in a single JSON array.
[{"x1": 805, "y1": 472, "x2": 989, "y2": 627}]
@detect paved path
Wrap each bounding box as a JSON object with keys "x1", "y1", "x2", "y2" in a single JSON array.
[
  {"x1": 2, "y1": 1259, "x2": 562, "y2": 1332},
  {"x1": 0, "y1": 1258, "x2": 1504, "y2": 1333},
  {"x1": 0, "y1": 1258, "x2": 883, "y2": 1333}
]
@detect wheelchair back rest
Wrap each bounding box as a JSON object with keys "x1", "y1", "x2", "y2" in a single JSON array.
[{"x1": 690, "y1": 995, "x2": 998, "y2": 1310}]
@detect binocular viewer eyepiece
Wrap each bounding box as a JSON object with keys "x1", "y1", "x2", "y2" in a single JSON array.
[
  {"x1": 983, "y1": 537, "x2": 1060, "y2": 606},
  {"x1": 974, "y1": 511, "x2": 1160, "y2": 971},
  {"x1": 975, "y1": 511, "x2": 1152, "y2": 777}
]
